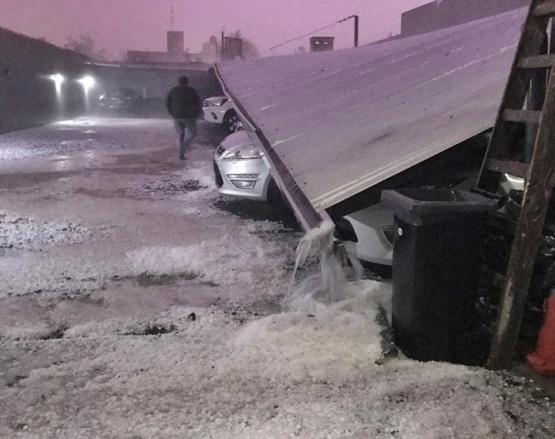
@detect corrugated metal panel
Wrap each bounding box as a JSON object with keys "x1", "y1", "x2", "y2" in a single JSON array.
[{"x1": 216, "y1": 8, "x2": 525, "y2": 226}]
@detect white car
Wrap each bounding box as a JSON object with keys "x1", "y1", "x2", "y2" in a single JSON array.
[
  {"x1": 213, "y1": 130, "x2": 277, "y2": 201},
  {"x1": 338, "y1": 203, "x2": 395, "y2": 266},
  {"x1": 339, "y1": 182, "x2": 475, "y2": 267},
  {"x1": 213, "y1": 129, "x2": 524, "y2": 267},
  {"x1": 202, "y1": 95, "x2": 243, "y2": 133},
  {"x1": 213, "y1": 130, "x2": 395, "y2": 266}
]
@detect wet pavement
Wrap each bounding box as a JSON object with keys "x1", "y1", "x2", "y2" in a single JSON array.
[
  {"x1": 0, "y1": 117, "x2": 302, "y2": 336},
  {"x1": 2, "y1": 119, "x2": 555, "y2": 439}
]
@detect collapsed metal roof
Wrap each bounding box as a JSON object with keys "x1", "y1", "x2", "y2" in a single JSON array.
[{"x1": 215, "y1": 8, "x2": 525, "y2": 230}]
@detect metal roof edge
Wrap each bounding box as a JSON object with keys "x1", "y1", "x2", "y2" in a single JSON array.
[{"x1": 213, "y1": 63, "x2": 324, "y2": 231}]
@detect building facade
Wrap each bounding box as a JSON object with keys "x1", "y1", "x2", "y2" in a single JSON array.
[
  {"x1": 401, "y1": 0, "x2": 530, "y2": 36},
  {"x1": 309, "y1": 37, "x2": 335, "y2": 52},
  {"x1": 127, "y1": 31, "x2": 219, "y2": 66},
  {"x1": 0, "y1": 27, "x2": 88, "y2": 133}
]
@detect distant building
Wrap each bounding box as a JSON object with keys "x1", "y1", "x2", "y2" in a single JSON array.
[
  {"x1": 401, "y1": 0, "x2": 530, "y2": 37},
  {"x1": 222, "y1": 37, "x2": 243, "y2": 61},
  {"x1": 309, "y1": 37, "x2": 335, "y2": 52},
  {"x1": 167, "y1": 31, "x2": 184, "y2": 57},
  {"x1": 0, "y1": 26, "x2": 88, "y2": 133},
  {"x1": 202, "y1": 36, "x2": 219, "y2": 64},
  {"x1": 127, "y1": 31, "x2": 219, "y2": 66}
]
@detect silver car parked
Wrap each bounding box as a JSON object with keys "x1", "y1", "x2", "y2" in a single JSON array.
[
  {"x1": 212, "y1": 130, "x2": 510, "y2": 268},
  {"x1": 213, "y1": 130, "x2": 395, "y2": 266},
  {"x1": 213, "y1": 130, "x2": 275, "y2": 201}
]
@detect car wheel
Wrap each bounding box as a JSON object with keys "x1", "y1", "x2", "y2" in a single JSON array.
[{"x1": 224, "y1": 111, "x2": 243, "y2": 133}]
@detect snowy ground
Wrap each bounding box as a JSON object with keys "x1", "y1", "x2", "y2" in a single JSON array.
[{"x1": 0, "y1": 117, "x2": 554, "y2": 439}]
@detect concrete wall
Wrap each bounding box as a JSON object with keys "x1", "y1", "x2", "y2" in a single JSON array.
[
  {"x1": 401, "y1": 0, "x2": 530, "y2": 36},
  {"x1": 0, "y1": 27, "x2": 89, "y2": 133},
  {"x1": 0, "y1": 26, "x2": 216, "y2": 132}
]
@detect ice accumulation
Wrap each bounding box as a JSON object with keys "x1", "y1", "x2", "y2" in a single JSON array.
[
  {"x1": 124, "y1": 163, "x2": 213, "y2": 197},
  {"x1": 0, "y1": 146, "x2": 41, "y2": 161},
  {"x1": 0, "y1": 211, "x2": 92, "y2": 252},
  {"x1": 126, "y1": 221, "x2": 295, "y2": 289},
  {"x1": 1, "y1": 119, "x2": 554, "y2": 438},
  {"x1": 1, "y1": 278, "x2": 554, "y2": 438},
  {"x1": 0, "y1": 215, "x2": 296, "y2": 302},
  {"x1": 0, "y1": 117, "x2": 173, "y2": 161},
  {"x1": 124, "y1": 162, "x2": 220, "y2": 217},
  {"x1": 140, "y1": 177, "x2": 207, "y2": 195}
]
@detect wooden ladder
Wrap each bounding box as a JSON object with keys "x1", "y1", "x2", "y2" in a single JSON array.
[{"x1": 476, "y1": 0, "x2": 555, "y2": 369}]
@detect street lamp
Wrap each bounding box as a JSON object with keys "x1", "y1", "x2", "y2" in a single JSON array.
[
  {"x1": 77, "y1": 75, "x2": 95, "y2": 92},
  {"x1": 77, "y1": 75, "x2": 96, "y2": 113},
  {"x1": 49, "y1": 73, "x2": 66, "y2": 95},
  {"x1": 48, "y1": 73, "x2": 67, "y2": 118}
]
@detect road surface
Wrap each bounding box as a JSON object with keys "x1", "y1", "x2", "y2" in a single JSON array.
[{"x1": 0, "y1": 117, "x2": 553, "y2": 439}]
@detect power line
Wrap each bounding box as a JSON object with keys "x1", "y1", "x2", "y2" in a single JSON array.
[{"x1": 263, "y1": 15, "x2": 357, "y2": 54}]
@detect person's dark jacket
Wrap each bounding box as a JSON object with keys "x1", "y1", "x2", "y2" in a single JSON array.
[{"x1": 165, "y1": 85, "x2": 202, "y2": 119}]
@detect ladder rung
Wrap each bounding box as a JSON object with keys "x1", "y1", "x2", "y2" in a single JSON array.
[
  {"x1": 518, "y1": 54, "x2": 555, "y2": 69},
  {"x1": 503, "y1": 109, "x2": 541, "y2": 124},
  {"x1": 534, "y1": 0, "x2": 555, "y2": 17},
  {"x1": 487, "y1": 159, "x2": 529, "y2": 179}
]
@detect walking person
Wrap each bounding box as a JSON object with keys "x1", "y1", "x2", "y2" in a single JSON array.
[{"x1": 165, "y1": 76, "x2": 202, "y2": 160}]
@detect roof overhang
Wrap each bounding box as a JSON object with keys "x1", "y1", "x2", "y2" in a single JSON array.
[{"x1": 215, "y1": 8, "x2": 525, "y2": 230}]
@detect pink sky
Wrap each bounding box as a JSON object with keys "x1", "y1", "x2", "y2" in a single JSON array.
[{"x1": 0, "y1": 0, "x2": 432, "y2": 58}]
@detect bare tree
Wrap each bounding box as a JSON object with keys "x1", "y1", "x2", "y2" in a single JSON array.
[{"x1": 65, "y1": 34, "x2": 107, "y2": 60}]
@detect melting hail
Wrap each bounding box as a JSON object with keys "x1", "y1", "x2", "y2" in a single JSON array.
[{"x1": 290, "y1": 220, "x2": 363, "y2": 301}]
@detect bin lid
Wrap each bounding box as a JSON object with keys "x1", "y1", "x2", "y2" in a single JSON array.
[{"x1": 381, "y1": 189, "x2": 499, "y2": 225}]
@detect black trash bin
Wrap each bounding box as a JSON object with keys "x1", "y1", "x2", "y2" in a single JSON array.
[{"x1": 381, "y1": 189, "x2": 498, "y2": 364}]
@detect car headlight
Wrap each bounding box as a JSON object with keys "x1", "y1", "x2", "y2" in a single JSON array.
[
  {"x1": 209, "y1": 98, "x2": 229, "y2": 107},
  {"x1": 220, "y1": 144, "x2": 263, "y2": 160}
]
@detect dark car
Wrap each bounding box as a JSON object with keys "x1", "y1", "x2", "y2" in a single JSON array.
[{"x1": 98, "y1": 87, "x2": 143, "y2": 113}]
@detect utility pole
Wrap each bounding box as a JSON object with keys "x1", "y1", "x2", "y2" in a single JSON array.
[
  {"x1": 170, "y1": 5, "x2": 174, "y2": 31},
  {"x1": 221, "y1": 31, "x2": 225, "y2": 61},
  {"x1": 339, "y1": 15, "x2": 359, "y2": 48},
  {"x1": 354, "y1": 15, "x2": 359, "y2": 48}
]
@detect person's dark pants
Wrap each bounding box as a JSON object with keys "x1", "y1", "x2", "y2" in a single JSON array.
[{"x1": 173, "y1": 118, "x2": 197, "y2": 158}]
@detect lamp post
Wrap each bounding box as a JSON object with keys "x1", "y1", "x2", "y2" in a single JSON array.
[
  {"x1": 354, "y1": 15, "x2": 359, "y2": 48},
  {"x1": 48, "y1": 73, "x2": 66, "y2": 118},
  {"x1": 49, "y1": 73, "x2": 65, "y2": 95},
  {"x1": 77, "y1": 75, "x2": 96, "y2": 113}
]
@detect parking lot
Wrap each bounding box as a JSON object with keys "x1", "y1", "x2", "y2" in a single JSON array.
[{"x1": 0, "y1": 117, "x2": 554, "y2": 438}]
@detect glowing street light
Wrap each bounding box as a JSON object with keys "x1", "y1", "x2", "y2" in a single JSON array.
[
  {"x1": 77, "y1": 75, "x2": 95, "y2": 92},
  {"x1": 77, "y1": 75, "x2": 96, "y2": 113},
  {"x1": 49, "y1": 73, "x2": 66, "y2": 94}
]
